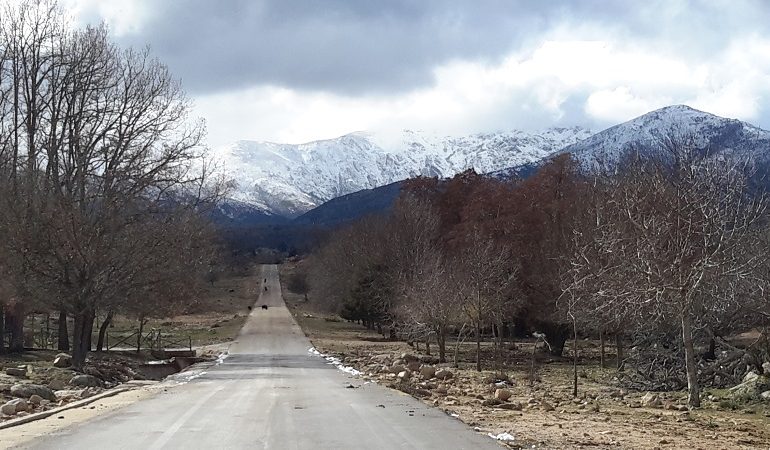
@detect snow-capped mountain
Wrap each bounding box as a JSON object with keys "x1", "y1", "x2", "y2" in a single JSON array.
[
  {"x1": 214, "y1": 128, "x2": 592, "y2": 217},
  {"x1": 562, "y1": 105, "x2": 770, "y2": 165}
]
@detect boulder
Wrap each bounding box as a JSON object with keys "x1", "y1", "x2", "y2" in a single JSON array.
[
  {"x1": 3, "y1": 398, "x2": 29, "y2": 415},
  {"x1": 48, "y1": 380, "x2": 67, "y2": 390},
  {"x1": 494, "y1": 388, "x2": 512, "y2": 402},
  {"x1": 540, "y1": 401, "x2": 555, "y2": 411},
  {"x1": 390, "y1": 364, "x2": 406, "y2": 374},
  {"x1": 28, "y1": 394, "x2": 43, "y2": 405},
  {"x1": 419, "y1": 366, "x2": 437, "y2": 380},
  {"x1": 744, "y1": 371, "x2": 760, "y2": 383},
  {"x1": 79, "y1": 387, "x2": 103, "y2": 398},
  {"x1": 435, "y1": 369, "x2": 453, "y2": 380},
  {"x1": 641, "y1": 392, "x2": 662, "y2": 408},
  {"x1": 400, "y1": 353, "x2": 419, "y2": 363},
  {"x1": 397, "y1": 370, "x2": 411, "y2": 380},
  {"x1": 730, "y1": 374, "x2": 770, "y2": 400},
  {"x1": 5, "y1": 367, "x2": 27, "y2": 378},
  {"x1": 70, "y1": 374, "x2": 103, "y2": 388},
  {"x1": 406, "y1": 361, "x2": 421, "y2": 372},
  {"x1": 761, "y1": 390, "x2": 770, "y2": 400},
  {"x1": 53, "y1": 353, "x2": 72, "y2": 368},
  {"x1": 482, "y1": 398, "x2": 502, "y2": 407},
  {"x1": 10, "y1": 384, "x2": 56, "y2": 402},
  {"x1": 763, "y1": 362, "x2": 770, "y2": 376},
  {"x1": 1, "y1": 402, "x2": 17, "y2": 415}
]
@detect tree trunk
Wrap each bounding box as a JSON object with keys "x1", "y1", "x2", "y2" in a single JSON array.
[
  {"x1": 475, "y1": 322, "x2": 481, "y2": 372},
  {"x1": 453, "y1": 323, "x2": 467, "y2": 368},
  {"x1": 71, "y1": 308, "x2": 94, "y2": 370},
  {"x1": 704, "y1": 336, "x2": 716, "y2": 360},
  {"x1": 572, "y1": 320, "x2": 579, "y2": 397},
  {"x1": 437, "y1": 328, "x2": 446, "y2": 363},
  {"x1": 7, "y1": 302, "x2": 24, "y2": 353},
  {"x1": 0, "y1": 303, "x2": 5, "y2": 354},
  {"x1": 681, "y1": 313, "x2": 700, "y2": 407},
  {"x1": 599, "y1": 329, "x2": 605, "y2": 369},
  {"x1": 58, "y1": 309, "x2": 69, "y2": 352},
  {"x1": 615, "y1": 334, "x2": 625, "y2": 372},
  {"x1": 425, "y1": 337, "x2": 431, "y2": 355},
  {"x1": 136, "y1": 317, "x2": 147, "y2": 353},
  {"x1": 96, "y1": 311, "x2": 113, "y2": 352}
]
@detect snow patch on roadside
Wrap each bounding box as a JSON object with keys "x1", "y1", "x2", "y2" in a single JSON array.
[
  {"x1": 488, "y1": 432, "x2": 515, "y2": 442},
  {"x1": 308, "y1": 347, "x2": 361, "y2": 377},
  {"x1": 216, "y1": 352, "x2": 229, "y2": 364}
]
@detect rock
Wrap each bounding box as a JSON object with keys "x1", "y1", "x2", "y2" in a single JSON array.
[
  {"x1": 641, "y1": 392, "x2": 662, "y2": 408},
  {"x1": 69, "y1": 374, "x2": 103, "y2": 388},
  {"x1": 763, "y1": 362, "x2": 770, "y2": 376},
  {"x1": 397, "y1": 370, "x2": 410, "y2": 380},
  {"x1": 3, "y1": 398, "x2": 29, "y2": 415},
  {"x1": 744, "y1": 371, "x2": 760, "y2": 383},
  {"x1": 5, "y1": 367, "x2": 27, "y2": 377},
  {"x1": 400, "y1": 353, "x2": 419, "y2": 363},
  {"x1": 420, "y1": 366, "x2": 437, "y2": 380},
  {"x1": 434, "y1": 386, "x2": 448, "y2": 395},
  {"x1": 729, "y1": 374, "x2": 770, "y2": 400},
  {"x1": 10, "y1": 384, "x2": 56, "y2": 402},
  {"x1": 482, "y1": 398, "x2": 502, "y2": 407},
  {"x1": 28, "y1": 394, "x2": 43, "y2": 405},
  {"x1": 55, "y1": 390, "x2": 82, "y2": 401},
  {"x1": 759, "y1": 390, "x2": 770, "y2": 400},
  {"x1": 48, "y1": 380, "x2": 67, "y2": 391},
  {"x1": 390, "y1": 364, "x2": 406, "y2": 374},
  {"x1": 406, "y1": 361, "x2": 421, "y2": 372},
  {"x1": 371, "y1": 354, "x2": 391, "y2": 363},
  {"x1": 1, "y1": 402, "x2": 17, "y2": 415},
  {"x1": 541, "y1": 401, "x2": 555, "y2": 411},
  {"x1": 434, "y1": 369, "x2": 453, "y2": 380},
  {"x1": 413, "y1": 388, "x2": 432, "y2": 397},
  {"x1": 53, "y1": 353, "x2": 72, "y2": 368},
  {"x1": 494, "y1": 388, "x2": 512, "y2": 402},
  {"x1": 79, "y1": 387, "x2": 103, "y2": 398}
]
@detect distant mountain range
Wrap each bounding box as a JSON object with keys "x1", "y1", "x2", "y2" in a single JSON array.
[
  {"x1": 212, "y1": 127, "x2": 592, "y2": 218},
  {"x1": 212, "y1": 105, "x2": 770, "y2": 230}
]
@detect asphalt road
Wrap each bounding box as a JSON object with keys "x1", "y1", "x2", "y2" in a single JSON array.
[{"x1": 18, "y1": 265, "x2": 500, "y2": 449}]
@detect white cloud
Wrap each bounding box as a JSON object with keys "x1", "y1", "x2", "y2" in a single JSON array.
[
  {"x1": 50, "y1": 1, "x2": 770, "y2": 146},
  {"x1": 62, "y1": 0, "x2": 151, "y2": 36}
]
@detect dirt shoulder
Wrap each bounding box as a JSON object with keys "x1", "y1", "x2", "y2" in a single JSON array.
[
  {"x1": 0, "y1": 382, "x2": 162, "y2": 449},
  {"x1": 281, "y1": 266, "x2": 770, "y2": 450}
]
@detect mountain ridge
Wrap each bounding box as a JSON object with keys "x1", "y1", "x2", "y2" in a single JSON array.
[{"x1": 213, "y1": 127, "x2": 592, "y2": 217}]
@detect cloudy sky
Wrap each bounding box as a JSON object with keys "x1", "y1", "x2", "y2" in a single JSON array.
[{"x1": 63, "y1": 0, "x2": 770, "y2": 147}]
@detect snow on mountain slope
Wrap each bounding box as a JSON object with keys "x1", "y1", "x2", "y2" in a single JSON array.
[
  {"x1": 214, "y1": 128, "x2": 592, "y2": 217},
  {"x1": 561, "y1": 105, "x2": 770, "y2": 165}
]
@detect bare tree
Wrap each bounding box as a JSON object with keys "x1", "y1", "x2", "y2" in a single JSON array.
[{"x1": 567, "y1": 135, "x2": 769, "y2": 407}]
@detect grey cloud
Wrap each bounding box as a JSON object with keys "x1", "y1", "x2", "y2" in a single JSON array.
[{"x1": 113, "y1": 0, "x2": 770, "y2": 96}]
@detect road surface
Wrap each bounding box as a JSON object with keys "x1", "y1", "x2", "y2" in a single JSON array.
[{"x1": 17, "y1": 265, "x2": 500, "y2": 449}]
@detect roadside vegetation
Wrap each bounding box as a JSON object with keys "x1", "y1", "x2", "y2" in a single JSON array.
[
  {"x1": 299, "y1": 135, "x2": 770, "y2": 420},
  {"x1": 283, "y1": 259, "x2": 770, "y2": 449},
  {"x1": 0, "y1": 0, "x2": 230, "y2": 375}
]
